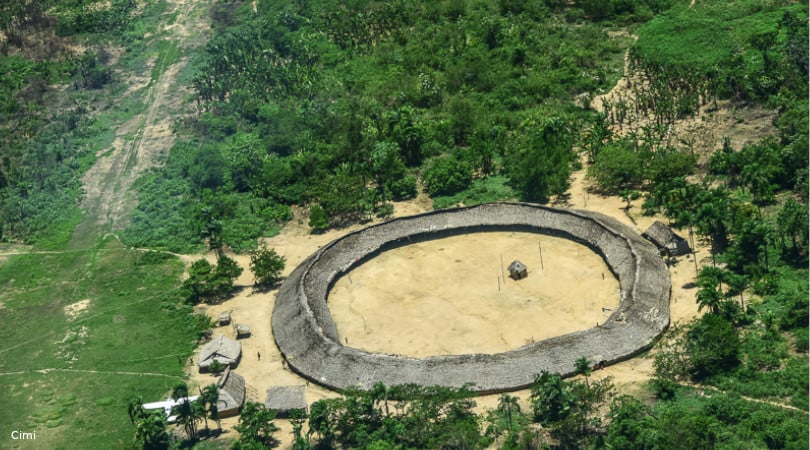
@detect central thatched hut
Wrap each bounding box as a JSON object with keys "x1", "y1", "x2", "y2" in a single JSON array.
[{"x1": 508, "y1": 260, "x2": 528, "y2": 280}]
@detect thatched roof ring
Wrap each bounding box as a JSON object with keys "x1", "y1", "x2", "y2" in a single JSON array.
[{"x1": 272, "y1": 203, "x2": 670, "y2": 394}]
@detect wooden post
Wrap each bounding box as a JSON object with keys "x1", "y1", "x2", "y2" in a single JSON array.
[
  {"x1": 500, "y1": 254, "x2": 505, "y2": 280},
  {"x1": 539, "y1": 242, "x2": 544, "y2": 270}
]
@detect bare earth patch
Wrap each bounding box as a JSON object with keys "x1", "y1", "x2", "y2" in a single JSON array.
[
  {"x1": 329, "y1": 232, "x2": 619, "y2": 357},
  {"x1": 63, "y1": 299, "x2": 91, "y2": 320}
]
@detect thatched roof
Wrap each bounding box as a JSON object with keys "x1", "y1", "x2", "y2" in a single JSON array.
[
  {"x1": 198, "y1": 335, "x2": 241, "y2": 369},
  {"x1": 643, "y1": 221, "x2": 690, "y2": 256},
  {"x1": 643, "y1": 221, "x2": 677, "y2": 247},
  {"x1": 216, "y1": 368, "x2": 246, "y2": 416},
  {"x1": 264, "y1": 386, "x2": 307, "y2": 418},
  {"x1": 508, "y1": 260, "x2": 527, "y2": 273},
  {"x1": 272, "y1": 203, "x2": 670, "y2": 393}
]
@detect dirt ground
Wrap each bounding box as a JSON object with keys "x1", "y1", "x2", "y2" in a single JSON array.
[{"x1": 329, "y1": 232, "x2": 619, "y2": 356}]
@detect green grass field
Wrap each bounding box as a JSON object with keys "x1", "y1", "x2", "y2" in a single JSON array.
[{"x1": 0, "y1": 239, "x2": 204, "y2": 449}]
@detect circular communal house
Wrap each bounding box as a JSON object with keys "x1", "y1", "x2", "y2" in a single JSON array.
[{"x1": 272, "y1": 203, "x2": 670, "y2": 394}]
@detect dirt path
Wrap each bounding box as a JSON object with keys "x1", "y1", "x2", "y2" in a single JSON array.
[
  {"x1": 0, "y1": 368, "x2": 185, "y2": 379},
  {"x1": 73, "y1": 0, "x2": 212, "y2": 246}
]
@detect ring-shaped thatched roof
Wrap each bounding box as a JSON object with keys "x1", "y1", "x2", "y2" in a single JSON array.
[{"x1": 272, "y1": 203, "x2": 670, "y2": 394}]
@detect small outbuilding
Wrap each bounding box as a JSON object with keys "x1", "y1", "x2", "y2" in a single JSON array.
[
  {"x1": 234, "y1": 324, "x2": 251, "y2": 339},
  {"x1": 508, "y1": 260, "x2": 528, "y2": 280},
  {"x1": 198, "y1": 335, "x2": 241, "y2": 372},
  {"x1": 218, "y1": 311, "x2": 231, "y2": 326},
  {"x1": 265, "y1": 386, "x2": 307, "y2": 418},
  {"x1": 216, "y1": 368, "x2": 246, "y2": 418},
  {"x1": 642, "y1": 221, "x2": 691, "y2": 257}
]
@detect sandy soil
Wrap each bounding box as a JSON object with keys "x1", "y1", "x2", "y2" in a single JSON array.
[{"x1": 329, "y1": 232, "x2": 619, "y2": 356}]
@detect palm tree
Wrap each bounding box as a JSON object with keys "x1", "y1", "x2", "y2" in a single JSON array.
[
  {"x1": 575, "y1": 356, "x2": 592, "y2": 389},
  {"x1": 171, "y1": 382, "x2": 198, "y2": 442},
  {"x1": 128, "y1": 395, "x2": 145, "y2": 424},
  {"x1": 696, "y1": 267, "x2": 724, "y2": 314},
  {"x1": 134, "y1": 412, "x2": 169, "y2": 450},
  {"x1": 200, "y1": 384, "x2": 220, "y2": 432},
  {"x1": 497, "y1": 394, "x2": 520, "y2": 431},
  {"x1": 128, "y1": 395, "x2": 169, "y2": 449}
]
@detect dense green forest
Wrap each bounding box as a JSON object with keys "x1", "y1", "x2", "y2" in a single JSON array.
[
  {"x1": 121, "y1": 0, "x2": 649, "y2": 252},
  {"x1": 0, "y1": 0, "x2": 807, "y2": 448}
]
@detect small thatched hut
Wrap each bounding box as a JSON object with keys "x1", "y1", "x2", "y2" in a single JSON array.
[
  {"x1": 198, "y1": 335, "x2": 241, "y2": 372},
  {"x1": 264, "y1": 386, "x2": 307, "y2": 418},
  {"x1": 234, "y1": 324, "x2": 251, "y2": 339},
  {"x1": 642, "y1": 221, "x2": 690, "y2": 257},
  {"x1": 216, "y1": 368, "x2": 246, "y2": 418},
  {"x1": 508, "y1": 260, "x2": 528, "y2": 280}
]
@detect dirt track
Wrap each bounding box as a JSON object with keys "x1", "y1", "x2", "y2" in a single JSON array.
[{"x1": 75, "y1": 0, "x2": 211, "y2": 242}]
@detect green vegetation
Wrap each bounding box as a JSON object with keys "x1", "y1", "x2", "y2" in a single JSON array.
[
  {"x1": 1, "y1": 2, "x2": 217, "y2": 449},
  {"x1": 241, "y1": 370, "x2": 807, "y2": 449},
  {"x1": 0, "y1": 0, "x2": 192, "y2": 246},
  {"x1": 126, "y1": 0, "x2": 635, "y2": 251},
  {"x1": 232, "y1": 402, "x2": 280, "y2": 449},
  {"x1": 249, "y1": 245, "x2": 286, "y2": 288},
  {"x1": 0, "y1": 240, "x2": 210, "y2": 448},
  {"x1": 182, "y1": 255, "x2": 244, "y2": 304}
]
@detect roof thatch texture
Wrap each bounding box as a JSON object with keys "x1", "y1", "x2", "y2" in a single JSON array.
[
  {"x1": 198, "y1": 335, "x2": 241, "y2": 369},
  {"x1": 508, "y1": 260, "x2": 527, "y2": 279},
  {"x1": 643, "y1": 221, "x2": 676, "y2": 247},
  {"x1": 643, "y1": 221, "x2": 690, "y2": 256},
  {"x1": 216, "y1": 368, "x2": 246, "y2": 417},
  {"x1": 264, "y1": 386, "x2": 307, "y2": 418},
  {"x1": 272, "y1": 202, "x2": 670, "y2": 394}
]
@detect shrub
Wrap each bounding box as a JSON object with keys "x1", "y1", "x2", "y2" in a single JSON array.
[
  {"x1": 249, "y1": 246, "x2": 285, "y2": 287},
  {"x1": 309, "y1": 205, "x2": 329, "y2": 232},
  {"x1": 686, "y1": 314, "x2": 740, "y2": 380},
  {"x1": 387, "y1": 174, "x2": 418, "y2": 200},
  {"x1": 422, "y1": 157, "x2": 472, "y2": 196}
]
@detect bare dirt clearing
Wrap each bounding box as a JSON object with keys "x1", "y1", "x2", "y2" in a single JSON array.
[
  {"x1": 329, "y1": 232, "x2": 619, "y2": 357},
  {"x1": 63, "y1": 299, "x2": 91, "y2": 320},
  {"x1": 75, "y1": 0, "x2": 212, "y2": 241}
]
